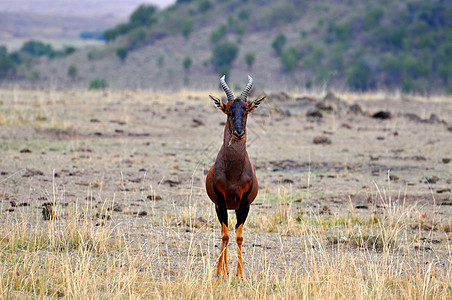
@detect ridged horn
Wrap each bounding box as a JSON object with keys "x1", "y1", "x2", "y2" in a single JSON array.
[
  {"x1": 220, "y1": 75, "x2": 234, "y2": 102},
  {"x1": 239, "y1": 75, "x2": 254, "y2": 101}
]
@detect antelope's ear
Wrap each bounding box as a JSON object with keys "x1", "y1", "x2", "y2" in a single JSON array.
[
  {"x1": 247, "y1": 96, "x2": 266, "y2": 112},
  {"x1": 209, "y1": 95, "x2": 227, "y2": 113}
]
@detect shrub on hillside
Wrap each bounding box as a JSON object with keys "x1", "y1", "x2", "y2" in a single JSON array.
[
  {"x1": 346, "y1": 60, "x2": 372, "y2": 90},
  {"x1": 245, "y1": 52, "x2": 255, "y2": 70},
  {"x1": 199, "y1": 0, "x2": 212, "y2": 13},
  {"x1": 130, "y1": 4, "x2": 157, "y2": 27},
  {"x1": 280, "y1": 47, "x2": 300, "y2": 72},
  {"x1": 210, "y1": 25, "x2": 227, "y2": 44},
  {"x1": 364, "y1": 8, "x2": 384, "y2": 30},
  {"x1": 0, "y1": 47, "x2": 16, "y2": 79},
  {"x1": 183, "y1": 56, "x2": 192, "y2": 72},
  {"x1": 211, "y1": 41, "x2": 239, "y2": 71},
  {"x1": 116, "y1": 47, "x2": 128, "y2": 62},
  {"x1": 181, "y1": 19, "x2": 193, "y2": 39},
  {"x1": 127, "y1": 27, "x2": 147, "y2": 50},
  {"x1": 67, "y1": 65, "x2": 78, "y2": 81},
  {"x1": 271, "y1": 34, "x2": 286, "y2": 55},
  {"x1": 20, "y1": 40, "x2": 54, "y2": 57},
  {"x1": 89, "y1": 79, "x2": 108, "y2": 90}
]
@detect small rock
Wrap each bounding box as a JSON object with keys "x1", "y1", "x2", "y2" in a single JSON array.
[
  {"x1": 372, "y1": 111, "x2": 391, "y2": 120},
  {"x1": 313, "y1": 135, "x2": 331, "y2": 145},
  {"x1": 389, "y1": 175, "x2": 399, "y2": 182},
  {"x1": 414, "y1": 245, "x2": 431, "y2": 251},
  {"x1": 306, "y1": 110, "x2": 323, "y2": 118},
  {"x1": 138, "y1": 211, "x2": 148, "y2": 217},
  {"x1": 191, "y1": 118, "x2": 205, "y2": 127},
  {"x1": 22, "y1": 168, "x2": 44, "y2": 177},
  {"x1": 164, "y1": 176, "x2": 180, "y2": 186},
  {"x1": 424, "y1": 176, "x2": 439, "y2": 184},
  {"x1": 341, "y1": 123, "x2": 352, "y2": 129},
  {"x1": 147, "y1": 194, "x2": 162, "y2": 200},
  {"x1": 349, "y1": 103, "x2": 363, "y2": 114},
  {"x1": 76, "y1": 147, "x2": 93, "y2": 152}
]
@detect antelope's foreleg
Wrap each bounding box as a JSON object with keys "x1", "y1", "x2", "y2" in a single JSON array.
[
  {"x1": 214, "y1": 197, "x2": 229, "y2": 279},
  {"x1": 216, "y1": 222, "x2": 229, "y2": 279},
  {"x1": 235, "y1": 199, "x2": 250, "y2": 280},
  {"x1": 235, "y1": 224, "x2": 244, "y2": 279}
]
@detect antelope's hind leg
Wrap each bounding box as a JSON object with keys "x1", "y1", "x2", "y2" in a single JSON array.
[
  {"x1": 235, "y1": 198, "x2": 250, "y2": 280},
  {"x1": 214, "y1": 194, "x2": 229, "y2": 279}
]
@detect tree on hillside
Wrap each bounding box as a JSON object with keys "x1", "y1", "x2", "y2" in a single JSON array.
[
  {"x1": 210, "y1": 25, "x2": 227, "y2": 44},
  {"x1": 116, "y1": 47, "x2": 128, "y2": 62},
  {"x1": 67, "y1": 65, "x2": 78, "y2": 81},
  {"x1": 211, "y1": 41, "x2": 239, "y2": 72},
  {"x1": 181, "y1": 19, "x2": 193, "y2": 40},
  {"x1": 346, "y1": 60, "x2": 372, "y2": 91},
  {"x1": 130, "y1": 4, "x2": 158, "y2": 26},
  {"x1": 272, "y1": 34, "x2": 286, "y2": 55},
  {"x1": 280, "y1": 47, "x2": 300, "y2": 72},
  {"x1": 183, "y1": 56, "x2": 192, "y2": 72},
  {"x1": 20, "y1": 40, "x2": 54, "y2": 57},
  {"x1": 0, "y1": 47, "x2": 16, "y2": 79},
  {"x1": 245, "y1": 52, "x2": 255, "y2": 70}
]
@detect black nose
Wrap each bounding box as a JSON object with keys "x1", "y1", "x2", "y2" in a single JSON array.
[{"x1": 233, "y1": 130, "x2": 245, "y2": 138}]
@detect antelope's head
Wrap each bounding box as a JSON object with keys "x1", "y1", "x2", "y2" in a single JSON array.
[{"x1": 209, "y1": 75, "x2": 265, "y2": 140}]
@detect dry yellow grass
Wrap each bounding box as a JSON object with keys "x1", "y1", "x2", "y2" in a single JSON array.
[{"x1": 0, "y1": 194, "x2": 450, "y2": 299}]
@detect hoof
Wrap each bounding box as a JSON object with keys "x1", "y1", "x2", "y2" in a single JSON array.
[{"x1": 214, "y1": 274, "x2": 228, "y2": 282}]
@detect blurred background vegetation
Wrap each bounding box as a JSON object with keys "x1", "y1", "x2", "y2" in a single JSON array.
[{"x1": 1, "y1": 0, "x2": 452, "y2": 94}]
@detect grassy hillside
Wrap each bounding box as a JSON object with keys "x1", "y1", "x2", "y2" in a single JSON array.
[{"x1": 4, "y1": 0, "x2": 452, "y2": 94}]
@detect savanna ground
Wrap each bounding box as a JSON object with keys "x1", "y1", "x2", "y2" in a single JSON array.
[{"x1": 0, "y1": 88, "x2": 451, "y2": 299}]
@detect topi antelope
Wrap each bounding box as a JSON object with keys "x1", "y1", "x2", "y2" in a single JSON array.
[{"x1": 206, "y1": 75, "x2": 265, "y2": 279}]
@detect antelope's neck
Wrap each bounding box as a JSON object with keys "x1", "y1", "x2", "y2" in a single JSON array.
[{"x1": 222, "y1": 121, "x2": 247, "y2": 180}]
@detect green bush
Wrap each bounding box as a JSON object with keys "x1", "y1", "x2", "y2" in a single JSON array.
[
  {"x1": 0, "y1": 51, "x2": 16, "y2": 79},
  {"x1": 199, "y1": 0, "x2": 212, "y2": 13},
  {"x1": 129, "y1": 4, "x2": 157, "y2": 26},
  {"x1": 181, "y1": 19, "x2": 193, "y2": 39},
  {"x1": 89, "y1": 79, "x2": 108, "y2": 90},
  {"x1": 20, "y1": 40, "x2": 54, "y2": 57},
  {"x1": 346, "y1": 59, "x2": 372, "y2": 90},
  {"x1": 280, "y1": 47, "x2": 300, "y2": 72},
  {"x1": 272, "y1": 34, "x2": 286, "y2": 55},
  {"x1": 127, "y1": 27, "x2": 147, "y2": 50},
  {"x1": 211, "y1": 41, "x2": 239, "y2": 70},
  {"x1": 245, "y1": 52, "x2": 255, "y2": 70},
  {"x1": 327, "y1": 22, "x2": 350, "y2": 42},
  {"x1": 64, "y1": 46, "x2": 76, "y2": 55},
  {"x1": 67, "y1": 65, "x2": 78, "y2": 80},
  {"x1": 183, "y1": 56, "x2": 192, "y2": 72},
  {"x1": 116, "y1": 47, "x2": 128, "y2": 62},
  {"x1": 237, "y1": 8, "x2": 250, "y2": 20},
  {"x1": 210, "y1": 25, "x2": 227, "y2": 44},
  {"x1": 364, "y1": 8, "x2": 384, "y2": 30}
]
